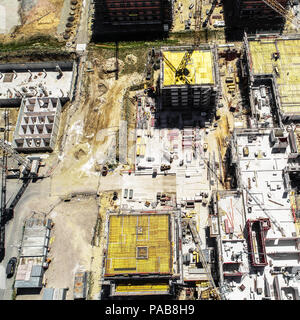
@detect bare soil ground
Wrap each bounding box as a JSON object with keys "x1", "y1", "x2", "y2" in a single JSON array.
[
  {"x1": 0, "y1": 0, "x2": 65, "y2": 44},
  {"x1": 50, "y1": 49, "x2": 143, "y2": 197},
  {"x1": 88, "y1": 191, "x2": 116, "y2": 299},
  {"x1": 43, "y1": 197, "x2": 98, "y2": 299}
]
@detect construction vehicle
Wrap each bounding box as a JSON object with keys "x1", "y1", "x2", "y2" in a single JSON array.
[
  {"x1": 202, "y1": 0, "x2": 218, "y2": 28},
  {"x1": 129, "y1": 189, "x2": 133, "y2": 200},
  {"x1": 243, "y1": 146, "x2": 249, "y2": 157},
  {"x1": 160, "y1": 164, "x2": 171, "y2": 171},
  {"x1": 145, "y1": 201, "x2": 151, "y2": 207},
  {"x1": 101, "y1": 166, "x2": 108, "y2": 176}
]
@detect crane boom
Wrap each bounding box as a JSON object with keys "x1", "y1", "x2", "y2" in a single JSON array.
[
  {"x1": 0, "y1": 110, "x2": 9, "y2": 261},
  {"x1": 188, "y1": 220, "x2": 221, "y2": 299},
  {"x1": 194, "y1": 0, "x2": 203, "y2": 46},
  {"x1": 0, "y1": 139, "x2": 32, "y2": 171},
  {"x1": 162, "y1": 53, "x2": 191, "y2": 85},
  {"x1": 241, "y1": 186, "x2": 286, "y2": 237},
  {"x1": 261, "y1": 0, "x2": 295, "y2": 24}
]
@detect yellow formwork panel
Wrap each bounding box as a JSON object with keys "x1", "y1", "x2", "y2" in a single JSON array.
[
  {"x1": 249, "y1": 39, "x2": 300, "y2": 114},
  {"x1": 163, "y1": 50, "x2": 214, "y2": 86},
  {"x1": 140, "y1": 145, "x2": 146, "y2": 157},
  {"x1": 105, "y1": 214, "x2": 172, "y2": 276},
  {"x1": 115, "y1": 282, "x2": 169, "y2": 293}
]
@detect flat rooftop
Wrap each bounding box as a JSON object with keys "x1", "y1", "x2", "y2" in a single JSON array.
[
  {"x1": 0, "y1": 61, "x2": 74, "y2": 104},
  {"x1": 162, "y1": 49, "x2": 214, "y2": 86},
  {"x1": 248, "y1": 38, "x2": 300, "y2": 115},
  {"x1": 235, "y1": 131, "x2": 296, "y2": 238},
  {"x1": 105, "y1": 214, "x2": 172, "y2": 276}
]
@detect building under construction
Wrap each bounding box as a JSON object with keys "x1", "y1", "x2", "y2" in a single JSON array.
[
  {"x1": 13, "y1": 97, "x2": 62, "y2": 152},
  {"x1": 218, "y1": 128, "x2": 300, "y2": 300},
  {"x1": 92, "y1": 0, "x2": 173, "y2": 40},
  {"x1": 102, "y1": 210, "x2": 181, "y2": 298},
  {"x1": 244, "y1": 33, "x2": 300, "y2": 125},
  {"x1": 159, "y1": 46, "x2": 220, "y2": 113},
  {"x1": 0, "y1": 61, "x2": 76, "y2": 107},
  {"x1": 223, "y1": 0, "x2": 289, "y2": 31}
]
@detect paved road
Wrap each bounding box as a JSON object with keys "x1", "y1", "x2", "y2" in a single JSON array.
[
  {"x1": 0, "y1": 177, "x2": 51, "y2": 300},
  {"x1": 76, "y1": 0, "x2": 91, "y2": 46}
]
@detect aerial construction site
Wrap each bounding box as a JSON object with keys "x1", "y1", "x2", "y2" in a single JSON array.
[{"x1": 0, "y1": 0, "x2": 299, "y2": 302}]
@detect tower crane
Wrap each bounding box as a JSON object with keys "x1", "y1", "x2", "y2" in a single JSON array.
[
  {"x1": 188, "y1": 219, "x2": 221, "y2": 300},
  {"x1": 0, "y1": 110, "x2": 9, "y2": 261},
  {"x1": 0, "y1": 111, "x2": 40, "y2": 261},
  {"x1": 162, "y1": 52, "x2": 192, "y2": 85},
  {"x1": 261, "y1": 0, "x2": 295, "y2": 25},
  {"x1": 194, "y1": 0, "x2": 203, "y2": 46},
  {"x1": 0, "y1": 139, "x2": 32, "y2": 174}
]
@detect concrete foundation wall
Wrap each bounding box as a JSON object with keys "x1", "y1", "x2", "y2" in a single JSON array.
[
  {"x1": 12, "y1": 97, "x2": 62, "y2": 152},
  {"x1": 0, "y1": 60, "x2": 76, "y2": 106}
]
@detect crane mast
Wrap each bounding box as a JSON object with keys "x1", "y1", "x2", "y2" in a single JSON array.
[{"x1": 194, "y1": 0, "x2": 203, "y2": 46}]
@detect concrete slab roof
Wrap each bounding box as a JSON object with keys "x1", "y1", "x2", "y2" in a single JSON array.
[
  {"x1": 235, "y1": 131, "x2": 298, "y2": 241},
  {"x1": 162, "y1": 49, "x2": 215, "y2": 86},
  {"x1": 105, "y1": 213, "x2": 172, "y2": 276},
  {"x1": 0, "y1": 70, "x2": 73, "y2": 100},
  {"x1": 248, "y1": 38, "x2": 300, "y2": 115}
]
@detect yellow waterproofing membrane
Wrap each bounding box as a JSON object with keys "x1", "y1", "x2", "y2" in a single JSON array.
[
  {"x1": 163, "y1": 50, "x2": 214, "y2": 86},
  {"x1": 249, "y1": 39, "x2": 300, "y2": 114},
  {"x1": 115, "y1": 282, "x2": 169, "y2": 293},
  {"x1": 105, "y1": 214, "x2": 171, "y2": 275}
]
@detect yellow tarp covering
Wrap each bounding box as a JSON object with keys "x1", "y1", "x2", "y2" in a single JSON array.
[
  {"x1": 105, "y1": 214, "x2": 172, "y2": 275},
  {"x1": 115, "y1": 282, "x2": 169, "y2": 293},
  {"x1": 163, "y1": 50, "x2": 214, "y2": 86},
  {"x1": 249, "y1": 39, "x2": 300, "y2": 115}
]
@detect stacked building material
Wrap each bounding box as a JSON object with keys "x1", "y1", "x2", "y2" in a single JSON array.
[{"x1": 182, "y1": 127, "x2": 194, "y2": 150}]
